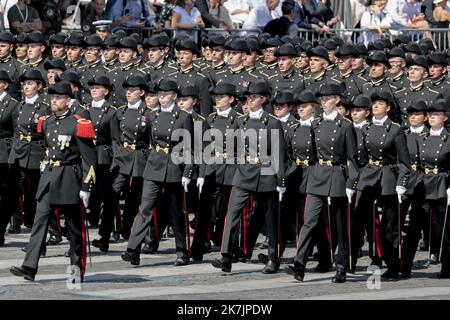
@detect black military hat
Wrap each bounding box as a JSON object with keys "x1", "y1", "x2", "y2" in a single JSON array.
[
  {"x1": 404, "y1": 42, "x2": 422, "y2": 54},
  {"x1": 44, "y1": 58, "x2": 67, "y2": 71},
  {"x1": 394, "y1": 34, "x2": 411, "y2": 46},
  {"x1": 57, "y1": 70, "x2": 82, "y2": 88},
  {"x1": 65, "y1": 33, "x2": 84, "y2": 47},
  {"x1": 366, "y1": 51, "x2": 390, "y2": 67},
  {"x1": 324, "y1": 39, "x2": 337, "y2": 51},
  {"x1": 83, "y1": 34, "x2": 105, "y2": 48},
  {"x1": 370, "y1": 90, "x2": 394, "y2": 104},
  {"x1": 381, "y1": 38, "x2": 393, "y2": 50},
  {"x1": 0, "y1": 70, "x2": 11, "y2": 83},
  {"x1": 335, "y1": 44, "x2": 358, "y2": 58},
  {"x1": 295, "y1": 89, "x2": 318, "y2": 104},
  {"x1": 247, "y1": 37, "x2": 262, "y2": 54},
  {"x1": 225, "y1": 38, "x2": 249, "y2": 53},
  {"x1": 155, "y1": 78, "x2": 179, "y2": 93},
  {"x1": 144, "y1": 33, "x2": 170, "y2": 48},
  {"x1": 274, "y1": 43, "x2": 298, "y2": 57},
  {"x1": 299, "y1": 40, "x2": 313, "y2": 53},
  {"x1": 145, "y1": 81, "x2": 157, "y2": 94},
  {"x1": 211, "y1": 82, "x2": 237, "y2": 96},
  {"x1": 316, "y1": 83, "x2": 344, "y2": 97},
  {"x1": 419, "y1": 38, "x2": 435, "y2": 52},
  {"x1": 19, "y1": 69, "x2": 45, "y2": 83},
  {"x1": 113, "y1": 29, "x2": 127, "y2": 38},
  {"x1": 331, "y1": 36, "x2": 344, "y2": 47},
  {"x1": 122, "y1": 75, "x2": 148, "y2": 90},
  {"x1": 350, "y1": 94, "x2": 371, "y2": 109},
  {"x1": 387, "y1": 47, "x2": 406, "y2": 59},
  {"x1": 307, "y1": 46, "x2": 330, "y2": 62},
  {"x1": 0, "y1": 31, "x2": 15, "y2": 43},
  {"x1": 428, "y1": 52, "x2": 447, "y2": 66},
  {"x1": 15, "y1": 32, "x2": 27, "y2": 44},
  {"x1": 280, "y1": 35, "x2": 294, "y2": 45},
  {"x1": 406, "y1": 100, "x2": 427, "y2": 113},
  {"x1": 116, "y1": 36, "x2": 138, "y2": 51},
  {"x1": 355, "y1": 43, "x2": 368, "y2": 57},
  {"x1": 24, "y1": 31, "x2": 46, "y2": 44},
  {"x1": 179, "y1": 85, "x2": 199, "y2": 99},
  {"x1": 175, "y1": 38, "x2": 199, "y2": 54},
  {"x1": 48, "y1": 81, "x2": 75, "y2": 98},
  {"x1": 49, "y1": 32, "x2": 67, "y2": 45},
  {"x1": 201, "y1": 35, "x2": 209, "y2": 48},
  {"x1": 427, "y1": 99, "x2": 448, "y2": 112},
  {"x1": 104, "y1": 34, "x2": 118, "y2": 48},
  {"x1": 406, "y1": 55, "x2": 428, "y2": 69},
  {"x1": 129, "y1": 33, "x2": 143, "y2": 45},
  {"x1": 368, "y1": 40, "x2": 385, "y2": 51},
  {"x1": 260, "y1": 37, "x2": 283, "y2": 49},
  {"x1": 272, "y1": 91, "x2": 295, "y2": 105},
  {"x1": 243, "y1": 81, "x2": 270, "y2": 95},
  {"x1": 208, "y1": 34, "x2": 226, "y2": 47},
  {"x1": 88, "y1": 75, "x2": 113, "y2": 90}
]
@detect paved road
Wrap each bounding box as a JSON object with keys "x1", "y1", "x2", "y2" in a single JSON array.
[{"x1": 0, "y1": 226, "x2": 449, "y2": 300}]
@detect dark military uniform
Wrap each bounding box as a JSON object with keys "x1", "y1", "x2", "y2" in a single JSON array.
[
  {"x1": 0, "y1": 55, "x2": 23, "y2": 101},
  {"x1": 331, "y1": 71, "x2": 363, "y2": 98},
  {"x1": 266, "y1": 68, "x2": 305, "y2": 94},
  {"x1": 79, "y1": 59, "x2": 106, "y2": 103},
  {"x1": 69, "y1": 99, "x2": 91, "y2": 120},
  {"x1": 204, "y1": 61, "x2": 226, "y2": 84},
  {"x1": 102, "y1": 57, "x2": 119, "y2": 73},
  {"x1": 427, "y1": 75, "x2": 450, "y2": 92},
  {"x1": 23, "y1": 59, "x2": 47, "y2": 81},
  {"x1": 387, "y1": 70, "x2": 410, "y2": 89},
  {"x1": 362, "y1": 77, "x2": 398, "y2": 97},
  {"x1": 107, "y1": 62, "x2": 143, "y2": 107},
  {"x1": 304, "y1": 71, "x2": 340, "y2": 95},
  {"x1": 353, "y1": 69, "x2": 370, "y2": 91},
  {"x1": 142, "y1": 59, "x2": 178, "y2": 83},
  {"x1": 257, "y1": 62, "x2": 279, "y2": 79}
]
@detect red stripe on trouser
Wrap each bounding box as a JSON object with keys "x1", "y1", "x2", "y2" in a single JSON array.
[
  {"x1": 375, "y1": 217, "x2": 383, "y2": 259},
  {"x1": 80, "y1": 204, "x2": 87, "y2": 277},
  {"x1": 153, "y1": 207, "x2": 159, "y2": 246},
  {"x1": 220, "y1": 189, "x2": 233, "y2": 253},
  {"x1": 324, "y1": 200, "x2": 332, "y2": 261},
  {"x1": 243, "y1": 200, "x2": 248, "y2": 257},
  {"x1": 18, "y1": 195, "x2": 23, "y2": 225},
  {"x1": 182, "y1": 192, "x2": 191, "y2": 257},
  {"x1": 398, "y1": 202, "x2": 403, "y2": 269},
  {"x1": 54, "y1": 208, "x2": 62, "y2": 233},
  {"x1": 115, "y1": 203, "x2": 122, "y2": 233},
  {"x1": 346, "y1": 200, "x2": 352, "y2": 270}
]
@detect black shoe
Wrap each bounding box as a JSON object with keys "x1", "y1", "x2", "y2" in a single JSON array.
[
  {"x1": 314, "y1": 263, "x2": 331, "y2": 273},
  {"x1": 64, "y1": 250, "x2": 70, "y2": 258},
  {"x1": 7, "y1": 225, "x2": 21, "y2": 234},
  {"x1": 370, "y1": 257, "x2": 382, "y2": 268},
  {"x1": 332, "y1": 271, "x2": 346, "y2": 283},
  {"x1": 381, "y1": 269, "x2": 399, "y2": 280},
  {"x1": 258, "y1": 253, "x2": 269, "y2": 265},
  {"x1": 0, "y1": 235, "x2": 4, "y2": 246},
  {"x1": 167, "y1": 226, "x2": 174, "y2": 238},
  {"x1": 286, "y1": 263, "x2": 305, "y2": 282},
  {"x1": 203, "y1": 241, "x2": 211, "y2": 254},
  {"x1": 92, "y1": 239, "x2": 109, "y2": 252},
  {"x1": 400, "y1": 271, "x2": 411, "y2": 279},
  {"x1": 121, "y1": 250, "x2": 140, "y2": 265},
  {"x1": 174, "y1": 255, "x2": 189, "y2": 266},
  {"x1": 437, "y1": 271, "x2": 450, "y2": 279},
  {"x1": 109, "y1": 232, "x2": 120, "y2": 243},
  {"x1": 259, "y1": 237, "x2": 268, "y2": 249},
  {"x1": 46, "y1": 234, "x2": 63, "y2": 246},
  {"x1": 262, "y1": 260, "x2": 280, "y2": 274},
  {"x1": 10, "y1": 266, "x2": 35, "y2": 281},
  {"x1": 211, "y1": 257, "x2": 232, "y2": 272},
  {"x1": 429, "y1": 254, "x2": 440, "y2": 264},
  {"x1": 141, "y1": 243, "x2": 157, "y2": 254},
  {"x1": 60, "y1": 226, "x2": 68, "y2": 238}
]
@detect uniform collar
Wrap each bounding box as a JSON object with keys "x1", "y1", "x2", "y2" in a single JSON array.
[
  {"x1": 91, "y1": 99, "x2": 105, "y2": 108},
  {"x1": 153, "y1": 59, "x2": 166, "y2": 70},
  {"x1": 391, "y1": 70, "x2": 404, "y2": 81},
  {"x1": 249, "y1": 107, "x2": 264, "y2": 119},
  {"x1": 55, "y1": 109, "x2": 71, "y2": 119},
  {"x1": 372, "y1": 115, "x2": 388, "y2": 126},
  {"x1": 430, "y1": 127, "x2": 444, "y2": 136},
  {"x1": 410, "y1": 82, "x2": 424, "y2": 91},
  {"x1": 160, "y1": 102, "x2": 175, "y2": 112},
  {"x1": 25, "y1": 94, "x2": 39, "y2": 104},
  {"x1": 128, "y1": 100, "x2": 141, "y2": 110},
  {"x1": 371, "y1": 77, "x2": 385, "y2": 86},
  {"x1": 300, "y1": 116, "x2": 314, "y2": 127},
  {"x1": 216, "y1": 107, "x2": 232, "y2": 117},
  {"x1": 212, "y1": 61, "x2": 225, "y2": 69},
  {"x1": 180, "y1": 65, "x2": 194, "y2": 73},
  {"x1": 323, "y1": 110, "x2": 338, "y2": 121},
  {"x1": 278, "y1": 113, "x2": 291, "y2": 123},
  {"x1": 410, "y1": 125, "x2": 424, "y2": 134},
  {"x1": 121, "y1": 61, "x2": 134, "y2": 70},
  {"x1": 0, "y1": 91, "x2": 7, "y2": 101},
  {"x1": 313, "y1": 71, "x2": 326, "y2": 81},
  {"x1": 281, "y1": 68, "x2": 295, "y2": 78},
  {"x1": 267, "y1": 62, "x2": 278, "y2": 69},
  {"x1": 0, "y1": 55, "x2": 12, "y2": 63},
  {"x1": 431, "y1": 76, "x2": 446, "y2": 85},
  {"x1": 105, "y1": 57, "x2": 117, "y2": 66},
  {"x1": 340, "y1": 70, "x2": 353, "y2": 79},
  {"x1": 87, "y1": 58, "x2": 101, "y2": 68},
  {"x1": 229, "y1": 65, "x2": 245, "y2": 73},
  {"x1": 29, "y1": 58, "x2": 43, "y2": 67},
  {"x1": 354, "y1": 119, "x2": 367, "y2": 129}
]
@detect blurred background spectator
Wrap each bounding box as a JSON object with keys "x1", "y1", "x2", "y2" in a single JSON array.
[
  {"x1": 106, "y1": 0, "x2": 159, "y2": 29},
  {"x1": 263, "y1": 0, "x2": 298, "y2": 36},
  {"x1": 209, "y1": 0, "x2": 233, "y2": 30},
  {"x1": 242, "y1": 0, "x2": 280, "y2": 31},
  {"x1": 223, "y1": 0, "x2": 250, "y2": 26},
  {"x1": 171, "y1": 0, "x2": 204, "y2": 43},
  {"x1": 81, "y1": 0, "x2": 107, "y2": 32},
  {"x1": 159, "y1": 0, "x2": 177, "y2": 28},
  {"x1": 7, "y1": 0, "x2": 42, "y2": 34},
  {"x1": 359, "y1": 0, "x2": 392, "y2": 43}
]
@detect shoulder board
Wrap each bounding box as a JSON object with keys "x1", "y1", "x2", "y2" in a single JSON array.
[
  {"x1": 331, "y1": 77, "x2": 341, "y2": 84},
  {"x1": 428, "y1": 88, "x2": 439, "y2": 94},
  {"x1": 81, "y1": 104, "x2": 89, "y2": 109},
  {"x1": 167, "y1": 64, "x2": 178, "y2": 70},
  {"x1": 248, "y1": 72, "x2": 259, "y2": 78},
  {"x1": 149, "y1": 108, "x2": 159, "y2": 113},
  {"x1": 196, "y1": 72, "x2": 206, "y2": 78},
  {"x1": 215, "y1": 69, "x2": 227, "y2": 75},
  {"x1": 357, "y1": 75, "x2": 368, "y2": 81},
  {"x1": 268, "y1": 114, "x2": 278, "y2": 120},
  {"x1": 419, "y1": 132, "x2": 427, "y2": 137},
  {"x1": 37, "y1": 115, "x2": 50, "y2": 134},
  {"x1": 42, "y1": 101, "x2": 49, "y2": 106},
  {"x1": 404, "y1": 128, "x2": 411, "y2": 134},
  {"x1": 389, "y1": 84, "x2": 398, "y2": 90},
  {"x1": 290, "y1": 122, "x2": 300, "y2": 129},
  {"x1": 11, "y1": 97, "x2": 18, "y2": 102},
  {"x1": 391, "y1": 122, "x2": 400, "y2": 128},
  {"x1": 238, "y1": 114, "x2": 246, "y2": 118},
  {"x1": 117, "y1": 105, "x2": 126, "y2": 109},
  {"x1": 110, "y1": 106, "x2": 117, "y2": 110},
  {"x1": 362, "y1": 82, "x2": 371, "y2": 87},
  {"x1": 266, "y1": 74, "x2": 277, "y2": 80},
  {"x1": 236, "y1": 112, "x2": 243, "y2": 117},
  {"x1": 196, "y1": 114, "x2": 206, "y2": 121},
  {"x1": 258, "y1": 71, "x2": 270, "y2": 78},
  {"x1": 168, "y1": 71, "x2": 178, "y2": 77},
  {"x1": 342, "y1": 117, "x2": 352, "y2": 123},
  {"x1": 395, "y1": 88, "x2": 407, "y2": 93},
  {"x1": 75, "y1": 117, "x2": 96, "y2": 138}
]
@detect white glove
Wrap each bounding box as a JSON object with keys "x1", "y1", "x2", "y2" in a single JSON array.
[
  {"x1": 79, "y1": 191, "x2": 90, "y2": 208},
  {"x1": 277, "y1": 186, "x2": 286, "y2": 201},
  {"x1": 395, "y1": 186, "x2": 406, "y2": 204},
  {"x1": 40, "y1": 162, "x2": 46, "y2": 173},
  {"x1": 346, "y1": 188, "x2": 354, "y2": 204},
  {"x1": 181, "y1": 177, "x2": 191, "y2": 193},
  {"x1": 447, "y1": 188, "x2": 450, "y2": 205},
  {"x1": 196, "y1": 178, "x2": 205, "y2": 195}
]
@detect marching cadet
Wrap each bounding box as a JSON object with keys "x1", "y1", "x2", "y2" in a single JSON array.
[
  {"x1": 427, "y1": 52, "x2": 450, "y2": 92},
  {"x1": 304, "y1": 46, "x2": 339, "y2": 94},
  {"x1": 80, "y1": 76, "x2": 117, "y2": 251},
  {"x1": 65, "y1": 32, "x2": 85, "y2": 72},
  {"x1": 295, "y1": 42, "x2": 312, "y2": 76},
  {"x1": 102, "y1": 35, "x2": 119, "y2": 72},
  {"x1": 243, "y1": 38, "x2": 262, "y2": 74},
  {"x1": 43, "y1": 58, "x2": 67, "y2": 105},
  {"x1": 22, "y1": 31, "x2": 47, "y2": 79},
  {"x1": 387, "y1": 47, "x2": 409, "y2": 89},
  {"x1": 211, "y1": 81, "x2": 287, "y2": 274},
  {"x1": 352, "y1": 43, "x2": 370, "y2": 90},
  {"x1": 141, "y1": 33, "x2": 177, "y2": 83},
  {"x1": 168, "y1": 39, "x2": 213, "y2": 117},
  {"x1": 9, "y1": 70, "x2": 51, "y2": 230},
  {"x1": 352, "y1": 90, "x2": 410, "y2": 279},
  {"x1": 405, "y1": 100, "x2": 450, "y2": 279},
  {"x1": 267, "y1": 43, "x2": 305, "y2": 94},
  {"x1": 0, "y1": 31, "x2": 23, "y2": 101},
  {"x1": 257, "y1": 37, "x2": 283, "y2": 78},
  {"x1": 56, "y1": 71, "x2": 91, "y2": 118},
  {"x1": 14, "y1": 33, "x2": 29, "y2": 66},
  {"x1": 144, "y1": 82, "x2": 159, "y2": 110},
  {"x1": 109, "y1": 75, "x2": 152, "y2": 241},
  {"x1": 286, "y1": 83, "x2": 359, "y2": 283},
  {"x1": 121, "y1": 78, "x2": 194, "y2": 267},
  {"x1": 324, "y1": 39, "x2": 338, "y2": 77},
  {"x1": 49, "y1": 33, "x2": 68, "y2": 60},
  {"x1": 332, "y1": 44, "x2": 363, "y2": 98},
  {"x1": 362, "y1": 51, "x2": 398, "y2": 97},
  {"x1": 404, "y1": 42, "x2": 422, "y2": 59},
  {"x1": 0, "y1": 71, "x2": 19, "y2": 245},
  {"x1": 395, "y1": 56, "x2": 440, "y2": 128},
  {"x1": 10, "y1": 81, "x2": 97, "y2": 282},
  {"x1": 205, "y1": 35, "x2": 227, "y2": 82}
]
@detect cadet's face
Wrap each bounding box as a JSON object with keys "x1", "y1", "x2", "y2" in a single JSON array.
[
  {"x1": 369, "y1": 62, "x2": 387, "y2": 79},
  {"x1": 408, "y1": 65, "x2": 427, "y2": 83},
  {"x1": 337, "y1": 55, "x2": 353, "y2": 71},
  {"x1": 103, "y1": 47, "x2": 117, "y2": 61},
  {"x1": 408, "y1": 112, "x2": 426, "y2": 127},
  {"x1": 158, "y1": 90, "x2": 177, "y2": 107},
  {"x1": 85, "y1": 46, "x2": 102, "y2": 63},
  {"x1": 351, "y1": 107, "x2": 370, "y2": 124},
  {"x1": 297, "y1": 53, "x2": 309, "y2": 68},
  {"x1": 177, "y1": 96, "x2": 197, "y2": 112},
  {"x1": 51, "y1": 44, "x2": 67, "y2": 58},
  {"x1": 274, "y1": 104, "x2": 291, "y2": 118},
  {"x1": 247, "y1": 94, "x2": 264, "y2": 111},
  {"x1": 50, "y1": 94, "x2": 70, "y2": 113},
  {"x1": 371, "y1": 100, "x2": 390, "y2": 118},
  {"x1": 309, "y1": 56, "x2": 326, "y2": 73},
  {"x1": 147, "y1": 47, "x2": 165, "y2": 64},
  {"x1": 319, "y1": 95, "x2": 339, "y2": 114},
  {"x1": 177, "y1": 50, "x2": 195, "y2": 68},
  {"x1": 263, "y1": 47, "x2": 276, "y2": 64},
  {"x1": 118, "y1": 48, "x2": 136, "y2": 64},
  {"x1": 67, "y1": 46, "x2": 84, "y2": 62},
  {"x1": 388, "y1": 57, "x2": 405, "y2": 75},
  {"x1": 46, "y1": 69, "x2": 63, "y2": 85},
  {"x1": 145, "y1": 93, "x2": 159, "y2": 108},
  {"x1": 214, "y1": 94, "x2": 234, "y2": 110},
  {"x1": 227, "y1": 51, "x2": 244, "y2": 67},
  {"x1": 244, "y1": 51, "x2": 258, "y2": 68},
  {"x1": 23, "y1": 80, "x2": 40, "y2": 97},
  {"x1": 27, "y1": 43, "x2": 45, "y2": 60},
  {"x1": 0, "y1": 42, "x2": 13, "y2": 58},
  {"x1": 0, "y1": 81, "x2": 9, "y2": 93},
  {"x1": 96, "y1": 29, "x2": 109, "y2": 41},
  {"x1": 328, "y1": 50, "x2": 336, "y2": 63},
  {"x1": 278, "y1": 56, "x2": 294, "y2": 73},
  {"x1": 296, "y1": 103, "x2": 315, "y2": 120},
  {"x1": 352, "y1": 57, "x2": 365, "y2": 70},
  {"x1": 202, "y1": 46, "x2": 212, "y2": 61},
  {"x1": 427, "y1": 111, "x2": 447, "y2": 128},
  {"x1": 126, "y1": 87, "x2": 145, "y2": 104},
  {"x1": 90, "y1": 85, "x2": 109, "y2": 100},
  {"x1": 428, "y1": 64, "x2": 445, "y2": 80},
  {"x1": 337, "y1": 105, "x2": 349, "y2": 117},
  {"x1": 15, "y1": 44, "x2": 28, "y2": 59},
  {"x1": 211, "y1": 47, "x2": 225, "y2": 63}
]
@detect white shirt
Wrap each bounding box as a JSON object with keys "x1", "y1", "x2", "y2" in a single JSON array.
[
  {"x1": 323, "y1": 110, "x2": 338, "y2": 121},
  {"x1": 386, "y1": 0, "x2": 408, "y2": 25},
  {"x1": 25, "y1": 94, "x2": 39, "y2": 104},
  {"x1": 410, "y1": 125, "x2": 424, "y2": 134},
  {"x1": 91, "y1": 99, "x2": 106, "y2": 108},
  {"x1": 354, "y1": 120, "x2": 368, "y2": 129},
  {"x1": 160, "y1": 103, "x2": 175, "y2": 112},
  {"x1": 242, "y1": 3, "x2": 277, "y2": 29},
  {"x1": 249, "y1": 107, "x2": 264, "y2": 119},
  {"x1": 430, "y1": 127, "x2": 444, "y2": 136},
  {"x1": 128, "y1": 100, "x2": 141, "y2": 110},
  {"x1": 278, "y1": 113, "x2": 290, "y2": 123},
  {"x1": 372, "y1": 115, "x2": 388, "y2": 126},
  {"x1": 300, "y1": 116, "x2": 314, "y2": 127},
  {"x1": 0, "y1": 92, "x2": 7, "y2": 101},
  {"x1": 217, "y1": 107, "x2": 232, "y2": 117}
]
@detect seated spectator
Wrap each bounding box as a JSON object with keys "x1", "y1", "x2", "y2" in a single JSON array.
[
  {"x1": 403, "y1": 0, "x2": 432, "y2": 39},
  {"x1": 159, "y1": 0, "x2": 178, "y2": 28},
  {"x1": 432, "y1": 0, "x2": 450, "y2": 47},
  {"x1": 209, "y1": 0, "x2": 233, "y2": 30},
  {"x1": 304, "y1": 0, "x2": 340, "y2": 30},
  {"x1": 106, "y1": 0, "x2": 158, "y2": 29},
  {"x1": 293, "y1": 0, "x2": 332, "y2": 34},
  {"x1": 81, "y1": 0, "x2": 107, "y2": 34},
  {"x1": 223, "y1": 0, "x2": 251, "y2": 26},
  {"x1": 359, "y1": 0, "x2": 391, "y2": 44},
  {"x1": 263, "y1": 0, "x2": 298, "y2": 37},
  {"x1": 196, "y1": 0, "x2": 221, "y2": 28},
  {"x1": 242, "y1": 0, "x2": 280, "y2": 31},
  {"x1": 7, "y1": 0, "x2": 42, "y2": 34},
  {"x1": 172, "y1": 0, "x2": 205, "y2": 43}
]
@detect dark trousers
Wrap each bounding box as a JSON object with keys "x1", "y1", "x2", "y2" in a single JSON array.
[
  {"x1": 294, "y1": 194, "x2": 350, "y2": 272},
  {"x1": 0, "y1": 164, "x2": 15, "y2": 236},
  {"x1": 127, "y1": 180, "x2": 188, "y2": 257},
  {"x1": 278, "y1": 183, "x2": 301, "y2": 257},
  {"x1": 221, "y1": 186, "x2": 279, "y2": 262},
  {"x1": 353, "y1": 185, "x2": 400, "y2": 271},
  {"x1": 11, "y1": 166, "x2": 40, "y2": 228},
  {"x1": 23, "y1": 189, "x2": 85, "y2": 275}
]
